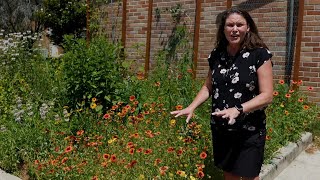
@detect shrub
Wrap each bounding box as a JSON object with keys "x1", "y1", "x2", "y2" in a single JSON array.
[{"x1": 62, "y1": 36, "x2": 127, "y2": 111}]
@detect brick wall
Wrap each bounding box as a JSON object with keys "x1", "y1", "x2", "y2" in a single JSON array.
[{"x1": 104, "y1": 0, "x2": 320, "y2": 105}]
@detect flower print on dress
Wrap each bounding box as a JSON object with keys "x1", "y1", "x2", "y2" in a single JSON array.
[
  {"x1": 234, "y1": 92, "x2": 242, "y2": 99},
  {"x1": 231, "y1": 72, "x2": 240, "y2": 84},
  {"x1": 249, "y1": 65, "x2": 256, "y2": 74},
  {"x1": 220, "y1": 69, "x2": 227, "y2": 76},
  {"x1": 214, "y1": 88, "x2": 219, "y2": 99},
  {"x1": 242, "y1": 52, "x2": 250, "y2": 58},
  {"x1": 246, "y1": 81, "x2": 255, "y2": 91}
]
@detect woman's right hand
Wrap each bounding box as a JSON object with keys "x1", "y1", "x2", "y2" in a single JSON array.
[{"x1": 170, "y1": 107, "x2": 194, "y2": 123}]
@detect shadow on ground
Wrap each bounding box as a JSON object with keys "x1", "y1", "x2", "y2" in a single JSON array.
[{"x1": 204, "y1": 154, "x2": 224, "y2": 180}]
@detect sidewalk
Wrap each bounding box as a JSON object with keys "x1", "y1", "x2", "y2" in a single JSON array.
[
  {"x1": 259, "y1": 132, "x2": 315, "y2": 180},
  {"x1": 0, "y1": 132, "x2": 319, "y2": 180},
  {"x1": 274, "y1": 146, "x2": 320, "y2": 180},
  {"x1": 0, "y1": 169, "x2": 21, "y2": 180}
]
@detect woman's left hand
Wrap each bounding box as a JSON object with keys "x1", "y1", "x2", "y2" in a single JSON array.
[{"x1": 212, "y1": 108, "x2": 240, "y2": 125}]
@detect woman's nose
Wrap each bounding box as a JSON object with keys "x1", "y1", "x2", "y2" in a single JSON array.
[{"x1": 232, "y1": 25, "x2": 238, "y2": 31}]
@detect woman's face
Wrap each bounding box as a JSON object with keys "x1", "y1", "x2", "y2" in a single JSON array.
[{"x1": 224, "y1": 13, "x2": 250, "y2": 47}]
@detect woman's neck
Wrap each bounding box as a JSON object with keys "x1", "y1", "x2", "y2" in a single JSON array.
[{"x1": 227, "y1": 45, "x2": 240, "y2": 56}]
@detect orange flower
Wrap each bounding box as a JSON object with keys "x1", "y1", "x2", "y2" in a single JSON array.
[
  {"x1": 103, "y1": 154, "x2": 110, "y2": 160},
  {"x1": 298, "y1": 80, "x2": 303, "y2": 85},
  {"x1": 307, "y1": 86, "x2": 313, "y2": 91},
  {"x1": 177, "y1": 149, "x2": 183, "y2": 156},
  {"x1": 126, "y1": 160, "x2": 137, "y2": 168},
  {"x1": 266, "y1": 135, "x2": 271, "y2": 140},
  {"x1": 273, "y1": 91, "x2": 279, "y2": 96},
  {"x1": 130, "y1": 107, "x2": 136, "y2": 113},
  {"x1": 175, "y1": 105, "x2": 183, "y2": 110},
  {"x1": 111, "y1": 105, "x2": 118, "y2": 110},
  {"x1": 268, "y1": 128, "x2": 273, "y2": 133},
  {"x1": 289, "y1": 89, "x2": 294, "y2": 93},
  {"x1": 77, "y1": 130, "x2": 84, "y2": 136},
  {"x1": 63, "y1": 166, "x2": 72, "y2": 172},
  {"x1": 292, "y1": 80, "x2": 298, "y2": 85},
  {"x1": 303, "y1": 105, "x2": 309, "y2": 110},
  {"x1": 61, "y1": 157, "x2": 68, "y2": 164},
  {"x1": 131, "y1": 133, "x2": 139, "y2": 138},
  {"x1": 278, "y1": 79, "x2": 285, "y2": 85},
  {"x1": 103, "y1": 113, "x2": 111, "y2": 119},
  {"x1": 129, "y1": 148, "x2": 135, "y2": 155},
  {"x1": 92, "y1": 176, "x2": 98, "y2": 180},
  {"x1": 101, "y1": 161, "x2": 108, "y2": 167},
  {"x1": 187, "y1": 69, "x2": 193, "y2": 73},
  {"x1": 298, "y1": 98, "x2": 304, "y2": 102},
  {"x1": 64, "y1": 146, "x2": 73, "y2": 153},
  {"x1": 34, "y1": 160, "x2": 40, "y2": 165},
  {"x1": 200, "y1": 152, "x2": 207, "y2": 159},
  {"x1": 159, "y1": 166, "x2": 169, "y2": 171},
  {"x1": 144, "y1": 149, "x2": 152, "y2": 155},
  {"x1": 129, "y1": 95, "x2": 136, "y2": 101},
  {"x1": 110, "y1": 154, "x2": 117, "y2": 162},
  {"x1": 167, "y1": 147, "x2": 174, "y2": 153},
  {"x1": 154, "y1": 158, "x2": 162, "y2": 166},
  {"x1": 137, "y1": 148, "x2": 144, "y2": 153},
  {"x1": 197, "y1": 171, "x2": 205, "y2": 179},
  {"x1": 155, "y1": 82, "x2": 161, "y2": 87},
  {"x1": 284, "y1": 110, "x2": 289, "y2": 116},
  {"x1": 285, "y1": 93, "x2": 291, "y2": 98},
  {"x1": 127, "y1": 142, "x2": 134, "y2": 149}
]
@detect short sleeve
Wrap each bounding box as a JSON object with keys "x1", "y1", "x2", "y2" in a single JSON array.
[{"x1": 256, "y1": 48, "x2": 273, "y2": 70}]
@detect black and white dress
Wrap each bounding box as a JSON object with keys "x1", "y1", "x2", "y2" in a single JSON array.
[{"x1": 208, "y1": 47, "x2": 272, "y2": 177}]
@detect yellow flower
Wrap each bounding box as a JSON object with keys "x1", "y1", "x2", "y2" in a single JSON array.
[
  {"x1": 284, "y1": 110, "x2": 289, "y2": 116},
  {"x1": 170, "y1": 119, "x2": 176, "y2": 126},
  {"x1": 92, "y1": 97, "x2": 97, "y2": 102},
  {"x1": 179, "y1": 171, "x2": 187, "y2": 178},
  {"x1": 280, "y1": 103, "x2": 285, "y2": 108},
  {"x1": 190, "y1": 175, "x2": 196, "y2": 180},
  {"x1": 138, "y1": 174, "x2": 145, "y2": 180},
  {"x1": 108, "y1": 138, "x2": 117, "y2": 144},
  {"x1": 90, "y1": 103, "x2": 97, "y2": 109}
]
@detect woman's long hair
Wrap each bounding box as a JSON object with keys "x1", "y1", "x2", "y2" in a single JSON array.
[{"x1": 215, "y1": 7, "x2": 268, "y2": 51}]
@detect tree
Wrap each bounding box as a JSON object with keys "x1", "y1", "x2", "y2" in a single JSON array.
[
  {"x1": 35, "y1": 0, "x2": 87, "y2": 45},
  {"x1": 0, "y1": 0, "x2": 43, "y2": 33}
]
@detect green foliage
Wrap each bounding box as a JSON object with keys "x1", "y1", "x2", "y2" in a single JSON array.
[
  {"x1": 0, "y1": 4, "x2": 319, "y2": 179},
  {"x1": 264, "y1": 80, "x2": 320, "y2": 162},
  {"x1": 35, "y1": 0, "x2": 87, "y2": 45},
  {"x1": 62, "y1": 36, "x2": 127, "y2": 111}
]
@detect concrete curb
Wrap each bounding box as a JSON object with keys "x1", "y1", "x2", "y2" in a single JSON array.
[
  {"x1": 0, "y1": 169, "x2": 21, "y2": 180},
  {"x1": 259, "y1": 132, "x2": 313, "y2": 180}
]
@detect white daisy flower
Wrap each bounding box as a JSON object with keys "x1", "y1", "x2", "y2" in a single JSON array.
[
  {"x1": 243, "y1": 52, "x2": 250, "y2": 58},
  {"x1": 232, "y1": 77, "x2": 239, "y2": 84},
  {"x1": 234, "y1": 92, "x2": 242, "y2": 99},
  {"x1": 220, "y1": 69, "x2": 227, "y2": 74}
]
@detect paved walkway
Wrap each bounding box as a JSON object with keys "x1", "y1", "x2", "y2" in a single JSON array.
[
  {"x1": 0, "y1": 169, "x2": 21, "y2": 180},
  {"x1": 274, "y1": 145, "x2": 320, "y2": 180}
]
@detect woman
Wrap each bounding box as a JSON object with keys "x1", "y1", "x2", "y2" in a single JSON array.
[{"x1": 171, "y1": 7, "x2": 273, "y2": 180}]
